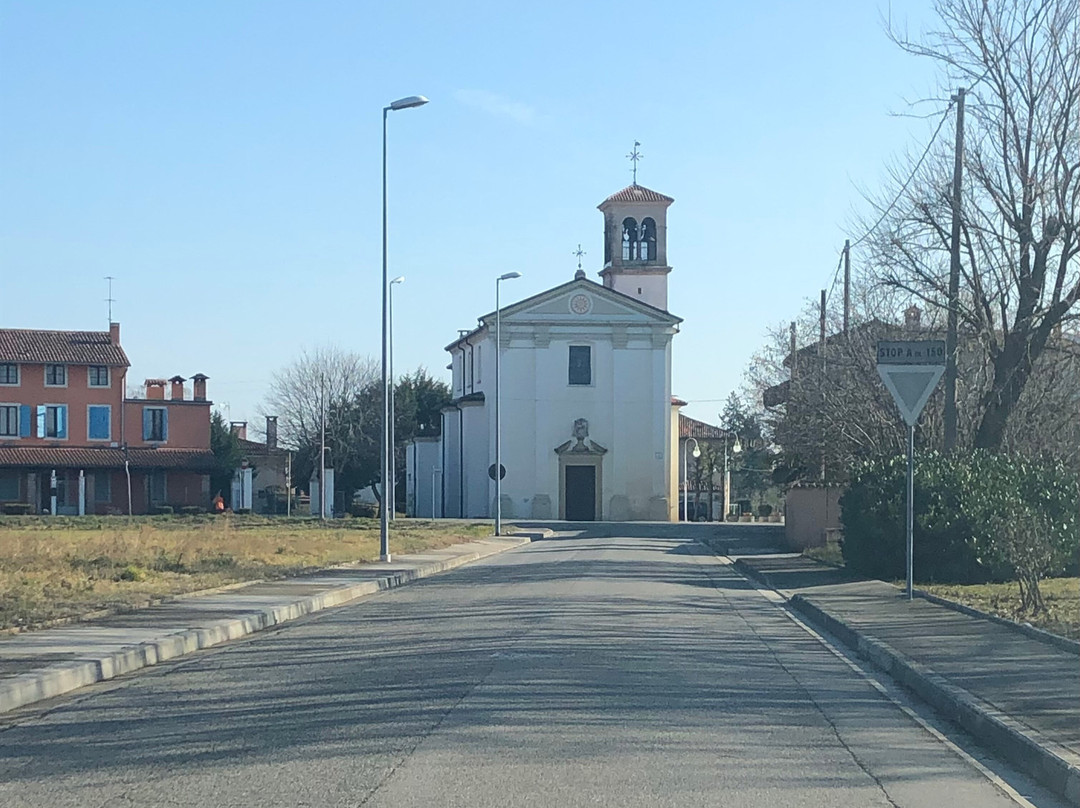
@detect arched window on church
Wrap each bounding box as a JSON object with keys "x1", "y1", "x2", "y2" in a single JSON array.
[
  {"x1": 639, "y1": 218, "x2": 657, "y2": 261},
  {"x1": 621, "y1": 218, "x2": 638, "y2": 261}
]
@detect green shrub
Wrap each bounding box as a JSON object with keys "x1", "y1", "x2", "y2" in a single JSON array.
[
  {"x1": 116, "y1": 564, "x2": 147, "y2": 582},
  {"x1": 150, "y1": 505, "x2": 174, "y2": 515},
  {"x1": 841, "y1": 452, "x2": 1079, "y2": 589},
  {"x1": 348, "y1": 503, "x2": 377, "y2": 518},
  {"x1": 1, "y1": 503, "x2": 34, "y2": 515},
  {"x1": 757, "y1": 504, "x2": 774, "y2": 518},
  {"x1": 179, "y1": 505, "x2": 203, "y2": 515}
]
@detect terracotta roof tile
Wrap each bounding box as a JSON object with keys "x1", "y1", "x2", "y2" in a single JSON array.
[
  {"x1": 678, "y1": 414, "x2": 730, "y2": 440},
  {"x1": 0, "y1": 329, "x2": 129, "y2": 366},
  {"x1": 0, "y1": 447, "x2": 214, "y2": 471},
  {"x1": 600, "y1": 184, "x2": 674, "y2": 205}
]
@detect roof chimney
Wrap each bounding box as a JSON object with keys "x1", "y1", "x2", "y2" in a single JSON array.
[
  {"x1": 109, "y1": 322, "x2": 121, "y2": 346},
  {"x1": 230, "y1": 421, "x2": 247, "y2": 440},
  {"x1": 191, "y1": 373, "x2": 208, "y2": 401},
  {"x1": 905, "y1": 305, "x2": 922, "y2": 330},
  {"x1": 145, "y1": 379, "x2": 166, "y2": 400},
  {"x1": 169, "y1": 375, "x2": 185, "y2": 401},
  {"x1": 266, "y1": 415, "x2": 278, "y2": 450}
]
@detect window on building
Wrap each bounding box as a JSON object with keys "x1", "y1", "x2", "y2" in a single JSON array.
[
  {"x1": 88, "y1": 405, "x2": 111, "y2": 440},
  {"x1": 143, "y1": 407, "x2": 167, "y2": 442},
  {"x1": 475, "y1": 346, "x2": 481, "y2": 383},
  {"x1": 0, "y1": 405, "x2": 16, "y2": 437},
  {"x1": 0, "y1": 471, "x2": 18, "y2": 500},
  {"x1": 568, "y1": 346, "x2": 592, "y2": 386},
  {"x1": 621, "y1": 218, "x2": 638, "y2": 261},
  {"x1": 93, "y1": 472, "x2": 112, "y2": 503},
  {"x1": 39, "y1": 405, "x2": 67, "y2": 439},
  {"x1": 639, "y1": 217, "x2": 657, "y2": 261},
  {"x1": 0, "y1": 364, "x2": 18, "y2": 385},
  {"x1": 148, "y1": 471, "x2": 166, "y2": 505},
  {"x1": 88, "y1": 366, "x2": 109, "y2": 387},
  {"x1": 45, "y1": 365, "x2": 67, "y2": 386},
  {"x1": 467, "y1": 350, "x2": 473, "y2": 390}
]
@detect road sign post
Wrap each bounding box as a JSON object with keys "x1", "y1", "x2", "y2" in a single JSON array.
[{"x1": 876, "y1": 341, "x2": 946, "y2": 600}]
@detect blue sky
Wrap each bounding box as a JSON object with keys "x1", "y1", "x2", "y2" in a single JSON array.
[{"x1": 0, "y1": 0, "x2": 943, "y2": 428}]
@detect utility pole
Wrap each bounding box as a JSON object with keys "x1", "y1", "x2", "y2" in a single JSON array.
[
  {"x1": 320, "y1": 376, "x2": 327, "y2": 521},
  {"x1": 842, "y1": 240, "x2": 851, "y2": 336},
  {"x1": 789, "y1": 321, "x2": 798, "y2": 379},
  {"x1": 819, "y1": 289, "x2": 827, "y2": 371},
  {"x1": 944, "y1": 87, "x2": 965, "y2": 453}
]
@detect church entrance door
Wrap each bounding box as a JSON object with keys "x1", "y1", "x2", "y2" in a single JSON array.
[{"x1": 564, "y1": 465, "x2": 596, "y2": 521}]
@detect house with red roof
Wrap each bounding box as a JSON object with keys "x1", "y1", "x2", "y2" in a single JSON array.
[{"x1": 0, "y1": 323, "x2": 215, "y2": 514}]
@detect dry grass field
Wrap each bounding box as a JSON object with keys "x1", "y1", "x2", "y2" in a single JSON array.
[{"x1": 0, "y1": 515, "x2": 491, "y2": 631}]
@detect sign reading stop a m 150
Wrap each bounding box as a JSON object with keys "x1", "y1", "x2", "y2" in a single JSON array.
[{"x1": 876, "y1": 341, "x2": 946, "y2": 365}]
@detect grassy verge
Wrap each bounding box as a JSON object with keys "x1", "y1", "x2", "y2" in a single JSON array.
[
  {"x1": 0, "y1": 515, "x2": 492, "y2": 631},
  {"x1": 920, "y1": 578, "x2": 1080, "y2": 641},
  {"x1": 801, "y1": 544, "x2": 1079, "y2": 641}
]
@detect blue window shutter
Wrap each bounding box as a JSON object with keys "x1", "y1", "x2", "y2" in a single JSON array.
[
  {"x1": 19, "y1": 405, "x2": 31, "y2": 437},
  {"x1": 57, "y1": 406, "x2": 67, "y2": 439},
  {"x1": 143, "y1": 409, "x2": 152, "y2": 440},
  {"x1": 89, "y1": 406, "x2": 110, "y2": 440},
  {"x1": 36, "y1": 405, "x2": 46, "y2": 438},
  {"x1": 162, "y1": 409, "x2": 168, "y2": 441}
]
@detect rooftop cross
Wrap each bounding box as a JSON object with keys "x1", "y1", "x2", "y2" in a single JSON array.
[
  {"x1": 626, "y1": 140, "x2": 643, "y2": 184},
  {"x1": 573, "y1": 244, "x2": 586, "y2": 270}
]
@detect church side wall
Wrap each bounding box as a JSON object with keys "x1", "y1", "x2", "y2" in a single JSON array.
[
  {"x1": 440, "y1": 408, "x2": 462, "y2": 518},
  {"x1": 461, "y1": 402, "x2": 489, "y2": 517}
]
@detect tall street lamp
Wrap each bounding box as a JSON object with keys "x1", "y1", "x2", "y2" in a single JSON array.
[
  {"x1": 389, "y1": 275, "x2": 405, "y2": 521},
  {"x1": 381, "y1": 94, "x2": 428, "y2": 562},
  {"x1": 683, "y1": 437, "x2": 700, "y2": 523},
  {"x1": 494, "y1": 271, "x2": 522, "y2": 536},
  {"x1": 723, "y1": 431, "x2": 743, "y2": 519}
]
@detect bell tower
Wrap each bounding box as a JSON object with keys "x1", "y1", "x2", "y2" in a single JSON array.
[{"x1": 597, "y1": 183, "x2": 674, "y2": 311}]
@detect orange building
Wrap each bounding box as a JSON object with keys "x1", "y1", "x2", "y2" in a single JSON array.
[{"x1": 0, "y1": 324, "x2": 215, "y2": 514}]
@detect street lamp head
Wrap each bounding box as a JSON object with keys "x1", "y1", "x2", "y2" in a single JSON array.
[
  {"x1": 692, "y1": 447, "x2": 701, "y2": 458},
  {"x1": 732, "y1": 437, "x2": 743, "y2": 454},
  {"x1": 499, "y1": 271, "x2": 523, "y2": 281},
  {"x1": 391, "y1": 276, "x2": 405, "y2": 285},
  {"x1": 388, "y1": 95, "x2": 429, "y2": 111}
]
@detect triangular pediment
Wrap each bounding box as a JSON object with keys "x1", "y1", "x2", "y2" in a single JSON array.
[{"x1": 482, "y1": 278, "x2": 681, "y2": 327}]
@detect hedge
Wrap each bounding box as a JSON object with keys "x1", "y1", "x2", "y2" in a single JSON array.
[{"x1": 840, "y1": 451, "x2": 1079, "y2": 585}]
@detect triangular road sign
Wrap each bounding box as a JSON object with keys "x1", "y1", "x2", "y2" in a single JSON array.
[{"x1": 877, "y1": 364, "x2": 945, "y2": 426}]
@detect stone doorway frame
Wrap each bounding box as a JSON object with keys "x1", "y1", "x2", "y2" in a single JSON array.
[{"x1": 558, "y1": 456, "x2": 603, "y2": 521}]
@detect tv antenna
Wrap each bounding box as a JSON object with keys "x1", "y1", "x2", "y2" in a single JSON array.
[{"x1": 105, "y1": 276, "x2": 116, "y2": 325}]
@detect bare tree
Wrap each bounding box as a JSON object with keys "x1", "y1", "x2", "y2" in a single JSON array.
[
  {"x1": 261, "y1": 346, "x2": 378, "y2": 451},
  {"x1": 867, "y1": 0, "x2": 1080, "y2": 449}
]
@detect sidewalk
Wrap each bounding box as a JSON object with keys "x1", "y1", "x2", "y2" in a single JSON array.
[
  {"x1": 733, "y1": 553, "x2": 1080, "y2": 805},
  {"x1": 0, "y1": 533, "x2": 542, "y2": 716}
]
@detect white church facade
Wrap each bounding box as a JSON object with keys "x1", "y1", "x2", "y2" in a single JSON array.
[{"x1": 406, "y1": 183, "x2": 684, "y2": 522}]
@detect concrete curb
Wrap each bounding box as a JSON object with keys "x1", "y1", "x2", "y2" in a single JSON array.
[
  {"x1": 0, "y1": 535, "x2": 539, "y2": 716},
  {"x1": 731, "y1": 559, "x2": 1080, "y2": 806}
]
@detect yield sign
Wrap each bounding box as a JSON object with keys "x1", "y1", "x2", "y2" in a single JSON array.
[{"x1": 876, "y1": 340, "x2": 946, "y2": 427}]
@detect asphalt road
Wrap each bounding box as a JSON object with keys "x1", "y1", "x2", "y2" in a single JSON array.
[{"x1": 0, "y1": 530, "x2": 1051, "y2": 807}]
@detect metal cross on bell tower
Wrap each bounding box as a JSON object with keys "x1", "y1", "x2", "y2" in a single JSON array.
[{"x1": 626, "y1": 140, "x2": 643, "y2": 184}]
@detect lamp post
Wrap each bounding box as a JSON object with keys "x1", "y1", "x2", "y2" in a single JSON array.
[
  {"x1": 381, "y1": 94, "x2": 428, "y2": 562},
  {"x1": 683, "y1": 437, "x2": 701, "y2": 522},
  {"x1": 724, "y1": 432, "x2": 742, "y2": 519},
  {"x1": 389, "y1": 275, "x2": 405, "y2": 521},
  {"x1": 495, "y1": 271, "x2": 522, "y2": 536}
]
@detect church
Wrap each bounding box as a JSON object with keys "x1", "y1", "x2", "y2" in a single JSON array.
[{"x1": 406, "y1": 181, "x2": 683, "y2": 522}]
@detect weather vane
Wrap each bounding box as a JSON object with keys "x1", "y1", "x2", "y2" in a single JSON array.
[
  {"x1": 573, "y1": 244, "x2": 586, "y2": 270},
  {"x1": 627, "y1": 140, "x2": 643, "y2": 184}
]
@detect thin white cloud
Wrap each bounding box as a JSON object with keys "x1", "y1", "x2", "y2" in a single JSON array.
[{"x1": 454, "y1": 89, "x2": 537, "y2": 124}]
